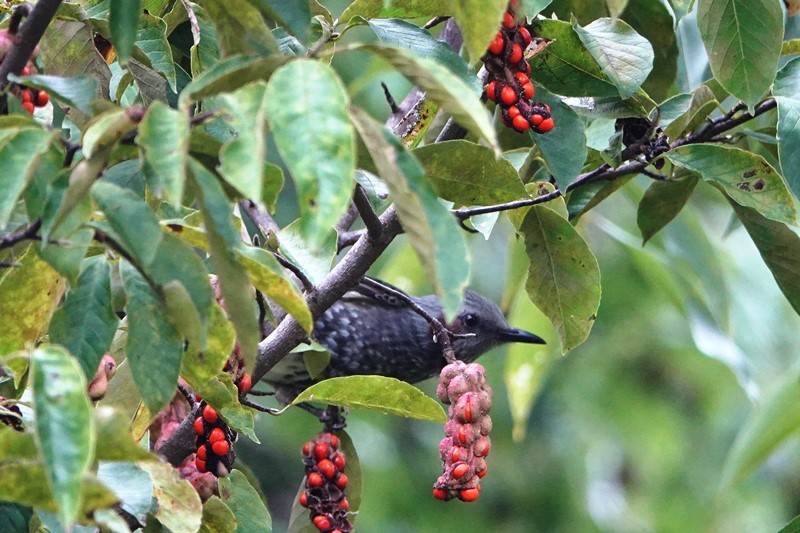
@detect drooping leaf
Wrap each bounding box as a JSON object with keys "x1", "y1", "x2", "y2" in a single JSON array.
[
  {"x1": 451, "y1": 0, "x2": 507, "y2": 63},
  {"x1": 181, "y1": 303, "x2": 236, "y2": 387},
  {"x1": 349, "y1": 107, "x2": 469, "y2": 319},
  {"x1": 31, "y1": 345, "x2": 95, "y2": 528},
  {"x1": 6, "y1": 74, "x2": 98, "y2": 114},
  {"x1": 663, "y1": 85, "x2": 717, "y2": 141},
  {"x1": 776, "y1": 97, "x2": 800, "y2": 201},
  {"x1": 696, "y1": 0, "x2": 783, "y2": 108},
  {"x1": 265, "y1": 59, "x2": 355, "y2": 249},
  {"x1": 666, "y1": 144, "x2": 796, "y2": 226},
  {"x1": 109, "y1": 0, "x2": 141, "y2": 63},
  {"x1": 637, "y1": 175, "x2": 699, "y2": 244},
  {"x1": 572, "y1": 17, "x2": 654, "y2": 98},
  {"x1": 137, "y1": 100, "x2": 190, "y2": 206},
  {"x1": 621, "y1": 0, "x2": 678, "y2": 101},
  {"x1": 199, "y1": 0, "x2": 279, "y2": 57},
  {"x1": 179, "y1": 55, "x2": 287, "y2": 107},
  {"x1": 200, "y1": 496, "x2": 237, "y2": 533},
  {"x1": 533, "y1": 85, "x2": 588, "y2": 188},
  {"x1": 81, "y1": 108, "x2": 140, "y2": 159},
  {"x1": 218, "y1": 470, "x2": 271, "y2": 533},
  {"x1": 139, "y1": 461, "x2": 203, "y2": 533},
  {"x1": 48, "y1": 255, "x2": 119, "y2": 378},
  {"x1": 37, "y1": 227, "x2": 94, "y2": 286},
  {"x1": 134, "y1": 13, "x2": 177, "y2": 91},
  {"x1": 518, "y1": 205, "x2": 601, "y2": 353},
  {"x1": 292, "y1": 376, "x2": 447, "y2": 422},
  {"x1": 0, "y1": 128, "x2": 56, "y2": 229},
  {"x1": 96, "y1": 462, "x2": 152, "y2": 524},
  {"x1": 248, "y1": 0, "x2": 312, "y2": 42}
]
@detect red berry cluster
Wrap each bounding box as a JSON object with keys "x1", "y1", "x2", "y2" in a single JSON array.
[
  {"x1": 0, "y1": 397, "x2": 24, "y2": 432},
  {"x1": 14, "y1": 65, "x2": 50, "y2": 115},
  {"x1": 193, "y1": 400, "x2": 236, "y2": 478},
  {"x1": 433, "y1": 361, "x2": 493, "y2": 503},
  {"x1": 298, "y1": 432, "x2": 352, "y2": 532},
  {"x1": 483, "y1": 4, "x2": 554, "y2": 134}
]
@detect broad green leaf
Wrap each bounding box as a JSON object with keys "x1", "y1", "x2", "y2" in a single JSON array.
[
  {"x1": 137, "y1": 101, "x2": 190, "y2": 205},
  {"x1": 96, "y1": 462, "x2": 152, "y2": 524},
  {"x1": 534, "y1": 85, "x2": 588, "y2": 188},
  {"x1": 249, "y1": 0, "x2": 311, "y2": 42},
  {"x1": 110, "y1": 0, "x2": 141, "y2": 63},
  {"x1": 200, "y1": 496, "x2": 237, "y2": 533},
  {"x1": 139, "y1": 462, "x2": 203, "y2": 533},
  {"x1": 200, "y1": 0, "x2": 279, "y2": 57},
  {"x1": 49, "y1": 255, "x2": 119, "y2": 378},
  {"x1": 218, "y1": 470, "x2": 271, "y2": 533},
  {"x1": 529, "y1": 19, "x2": 620, "y2": 97},
  {"x1": 451, "y1": 0, "x2": 507, "y2": 63},
  {"x1": 127, "y1": 58, "x2": 168, "y2": 104},
  {"x1": 237, "y1": 246, "x2": 313, "y2": 333},
  {"x1": 190, "y1": 373, "x2": 258, "y2": 441},
  {"x1": 367, "y1": 18, "x2": 481, "y2": 94},
  {"x1": 413, "y1": 140, "x2": 528, "y2": 206},
  {"x1": 637, "y1": 176, "x2": 699, "y2": 244},
  {"x1": 341, "y1": 0, "x2": 447, "y2": 21},
  {"x1": 621, "y1": 0, "x2": 678, "y2": 101},
  {"x1": 179, "y1": 55, "x2": 287, "y2": 107},
  {"x1": 190, "y1": 160, "x2": 260, "y2": 371},
  {"x1": 696, "y1": 0, "x2": 783, "y2": 108},
  {"x1": 572, "y1": 17, "x2": 654, "y2": 98},
  {"x1": 518, "y1": 205, "x2": 601, "y2": 352},
  {"x1": 82, "y1": 108, "x2": 141, "y2": 159},
  {"x1": 217, "y1": 82, "x2": 269, "y2": 200},
  {"x1": 666, "y1": 144, "x2": 796, "y2": 226},
  {"x1": 0, "y1": 244, "x2": 64, "y2": 355},
  {"x1": 94, "y1": 406, "x2": 154, "y2": 461},
  {"x1": 349, "y1": 107, "x2": 469, "y2": 318},
  {"x1": 774, "y1": 57, "x2": 800, "y2": 98},
  {"x1": 292, "y1": 376, "x2": 447, "y2": 422},
  {"x1": 31, "y1": 345, "x2": 95, "y2": 528},
  {"x1": 182, "y1": 303, "x2": 236, "y2": 387},
  {"x1": 0, "y1": 128, "x2": 56, "y2": 228},
  {"x1": 776, "y1": 96, "x2": 800, "y2": 201},
  {"x1": 91, "y1": 181, "x2": 164, "y2": 268},
  {"x1": 731, "y1": 202, "x2": 800, "y2": 315},
  {"x1": 357, "y1": 43, "x2": 499, "y2": 153},
  {"x1": 120, "y1": 260, "x2": 184, "y2": 413},
  {"x1": 6, "y1": 74, "x2": 97, "y2": 114},
  {"x1": 720, "y1": 370, "x2": 800, "y2": 490},
  {"x1": 265, "y1": 60, "x2": 355, "y2": 248},
  {"x1": 162, "y1": 280, "x2": 205, "y2": 353},
  {"x1": 663, "y1": 85, "x2": 717, "y2": 141},
  {"x1": 134, "y1": 13, "x2": 177, "y2": 91},
  {"x1": 37, "y1": 228, "x2": 94, "y2": 286},
  {"x1": 519, "y1": 0, "x2": 554, "y2": 19}
]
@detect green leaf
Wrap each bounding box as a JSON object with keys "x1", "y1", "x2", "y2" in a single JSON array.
[
  {"x1": 6, "y1": 74, "x2": 98, "y2": 114},
  {"x1": 663, "y1": 85, "x2": 717, "y2": 141},
  {"x1": 137, "y1": 101, "x2": 190, "y2": 205},
  {"x1": 620, "y1": 0, "x2": 678, "y2": 101},
  {"x1": 96, "y1": 462, "x2": 152, "y2": 524},
  {"x1": 134, "y1": 13, "x2": 177, "y2": 91},
  {"x1": 519, "y1": 0, "x2": 553, "y2": 19},
  {"x1": 349, "y1": 107, "x2": 469, "y2": 319},
  {"x1": 94, "y1": 406, "x2": 155, "y2": 461},
  {"x1": 731, "y1": 202, "x2": 800, "y2": 315},
  {"x1": 91, "y1": 181, "x2": 164, "y2": 268},
  {"x1": 776, "y1": 96, "x2": 800, "y2": 201},
  {"x1": 292, "y1": 376, "x2": 447, "y2": 422},
  {"x1": 218, "y1": 470, "x2": 271, "y2": 533},
  {"x1": 637, "y1": 176, "x2": 699, "y2": 244},
  {"x1": 518, "y1": 205, "x2": 601, "y2": 353},
  {"x1": 529, "y1": 19, "x2": 619, "y2": 97},
  {"x1": 200, "y1": 496, "x2": 237, "y2": 533},
  {"x1": 200, "y1": 0, "x2": 279, "y2": 57},
  {"x1": 572, "y1": 17, "x2": 654, "y2": 98},
  {"x1": 182, "y1": 302, "x2": 236, "y2": 387},
  {"x1": 357, "y1": 43, "x2": 499, "y2": 153},
  {"x1": 81, "y1": 108, "x2": 140, "y2": 159},
  {"x1": 413, "y1": 140, "x2": 527, "y2": 206},
  {"x1": 139, "y1": 462, "x2": 203, "y2": 532},
  {"x1": 110, "y1": 0, "x2": 141, "y2": 63},
  {"x1": 249, "y1": 0, "x2": 311, "y2": 42},
  {"x1": 237, "y1": 246, "x2": 313, "y2": 333},
  {"x1": 0, "y1": 128, "x2": 56, "y2": 228},
  {"x1": 191, "y1": 373, "x2": 258, "y2": 442},
  {"x1": 37, "y1": 228, "x2": 94, "y2": 286},
  {"x1": 262, "y1": 163, "x2": 285, "y2": 213},
  {"x1": 696, "y1": 0, "x2": 783, "y2": 108},
  {"x1": 120, "y1": 260, "x2": 184, "y2": 413},
  {"x1": 49, "y1": 255, "x2": 119, "y2": 378},
  {"x1": 367, "y1": 18, "x2": 481, "y2": 94},
  {"x1": 666, "y1": 144, "x2": 796, "y2": 226},
  {"x1": 451, "y1": 0, "x2": 507, "y2": 63},
  {"x1": 720, "y1": 370, "x2": 800, "y2": 490},
  {"x1": 31, "y1": 345, "x2": 95, "y2": 528},
  {"x1": 265, "y1": 60, "x2": 355, "y2": 248},
  {"x1": 774, "y1": 56, "x2": 800, "y2": 98},
  {"x1": 179, "y1": 55, "x2": 288, "y2": 107},
  {"x1": 341, "y1": 0, "x2": 447, "y2": 21},
  {"x1": 217, "y1": 81, "x2": 269, "y2": 200},
  {"x1": 533, "y1": 85, "x2": 588, "y2": 188}
]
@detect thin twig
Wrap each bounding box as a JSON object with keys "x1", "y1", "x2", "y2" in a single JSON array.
[
  {"x1": 334, "y1": 200, "x2": 359, "y2": 235},
  {"x1": 0, "y1": 219, "x2": 42, "y2": 251},
  {"x1": 423, "y1": 16, "x2": 450, "y2": 30},
  {"x1": 274, "y1": 252, "x2": 314, "y2": 292},
  {"x1": 353, "y1": 184, "x2": 382, "y2": 239},
  {"x1": 337, "y1": 230, "x2": 362, "y2": 251},
  {"x1": 381, "y1": 82, "x2": 400, "y2": 114}
]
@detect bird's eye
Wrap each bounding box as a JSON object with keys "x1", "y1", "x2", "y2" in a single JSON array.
[{"x1": 463, "y1": 314, "x2": 479, "y2": 328}]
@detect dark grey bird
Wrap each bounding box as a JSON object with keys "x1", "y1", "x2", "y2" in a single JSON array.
[{"x1": 263, "y1": 280, "x2": 545, "y2": 399}]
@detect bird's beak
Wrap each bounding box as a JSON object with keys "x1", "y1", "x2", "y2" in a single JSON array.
[{"x1": 497, "y1": 327, "x2": 546, "y2": 345}]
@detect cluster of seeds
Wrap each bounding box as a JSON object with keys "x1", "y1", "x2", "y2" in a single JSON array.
[
  {"x1": 298, "y1": 432, "x2": 352, "y2": 532},
  {"x1": 193, "y1": 400, "x2": 236, "y2": 478},
  {"x1": 483, "y1": 3, "x2": 554, "y2": 134},
  {"x1": 433, "y1": 361, "x2": 493, "y2": 502}
]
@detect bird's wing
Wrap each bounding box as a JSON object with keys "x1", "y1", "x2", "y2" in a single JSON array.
[{"x1": 342, "y1": 277, "x2": 413, "y2": 308}]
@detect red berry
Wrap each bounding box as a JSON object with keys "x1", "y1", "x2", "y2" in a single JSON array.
[
  {"x1": 500, "y1": 85, "x2": 517, "y2": 105},
  {"x1": 314, "y1": 442, "x2": 328, "y2": 460},
  {"x1": 512, "y1": 115, "x2": 530, "y2": 132},
  {"x1": 329, "y1": 434, "x2": 339, "y2": 448},
  {"x1": 195, "y1": 458, "x2": 207, "y2": 473},
  {"x1": 336, "y1": 473, "x2": 348, "y2": 489},
  {"x1": 537, "y1": 117, "x2": 555, "y2": 133},
  {"x1": 22, "y1": 101, "x2": 34, "y2": 115},
  {"x1": 503, "y1": 12, "x2": 516, "y2": 29},
  {"x1": 236, "y1": 373, "x2": 252, "y2": 394},
  {"x1": 485, "y1": 81, "x2": 497, "y2": 102},
  {"x1": 463, "y1": 396, "x2": 474, "y2": 423},
  {"x1": 340, "y1": 498, "x2": 349, "y2": 510},
  {"x1": 457, "y1": 425, "x2": 469, "y2": 445},
  {"x1": 209, "y1": 427, "x2": 225, "y2": 443},
  {"x1": 193, "y1": 417, "x2": 205, "y2": 436},
  {"x1": 195, "y1": 393, "x2": 203, "y2": 402},
  {"x1": 333, "y1": 453, "x2": 346, "y2": 471},
  {"x1": 21, "y1": 90, "x2": 32, "y2": 103},
  {"x1": 307, "y1": 472, "x2": 324, "y2": 488},
  {"x1": 21, "y1": 65, "x2": 31, "y2": 76},
  {"x1": 518, "y1": 26, "x2": 532, "y2": 47},
  {"x1": 459, "y1": 488, "x2": 480, "y2": 502},
  {"x1": 488, "y1": 34, "x2": 504, "y2": 55},
  {"x1": 212, "y1": 439, "x2": 230, "y2": 456},
  {"x1": 477, "y1": 466, "x2": 488, "y2": 478},
  {"x1": 474, "y1": 437, "x2": 491, "y2": 457},
  {"x1": 299, "y1": 491, "x2": 308, "y2": 507},
  {"x1": 507, "y1": 105, "x2": 521, "y2": 119},
  {"x1": 302, "y1": 442, "x2": 311, "y2": 456},
  {"x1": 530, "y1": 114, "x2": 544, "y2": 127},
  {"x1": 514, "y1": 72, "x2": 530, "y2": 86},
  {"x1": 196, "y1": 444, "x2": 207, "y2": 460},
  {"x1": 509, "y1": 43, "x2": 523, "y2": 64},
  {"x1": 35, "y1": 91, "x2": 49, "y2": 107},
  {"x1": 312, "y1": 515, "x2": 331, "y2": 531},
  {"x1": 433, "y1": 488, "x2": 448, "y2": 501},
  {"x1": 203, "y1": 404, "x2": 218, "y2": 423},
  {"x1": 452, "y1": 463, "x2": 470, "y2": 480},
  {"x1": 523, "y1": 82, "x2": 535, "y2": 99},
  {"x1": 317, "y1": 459, "x2": 336, "y2": 479}
]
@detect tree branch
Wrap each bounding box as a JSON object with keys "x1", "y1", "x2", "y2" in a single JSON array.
[{"x1": 0, "y1": 219, "x2": 42, "y2": 251}]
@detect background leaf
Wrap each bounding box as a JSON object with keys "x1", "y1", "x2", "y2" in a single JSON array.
[
  {"x1": 218, "y1": 470, "x2": 272, "y2": 533},
  {"x1": 137, "y1": 101, "x2": 189, "y2": 205},
  {"x1": 109, "y1": 0, "x2": 141, "y2": 63}
]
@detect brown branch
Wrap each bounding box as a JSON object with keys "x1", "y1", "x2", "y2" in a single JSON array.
[
  {"x1": 0, "y1": 219, "x2": 42, "y2": 251},
  {"x1": 353, "y1": 184, "x2": 382, "y2": 238}
]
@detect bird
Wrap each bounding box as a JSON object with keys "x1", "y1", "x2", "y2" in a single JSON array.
[{"x1": 262, "y1": 279, "x2": 545, "y2": 400}]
